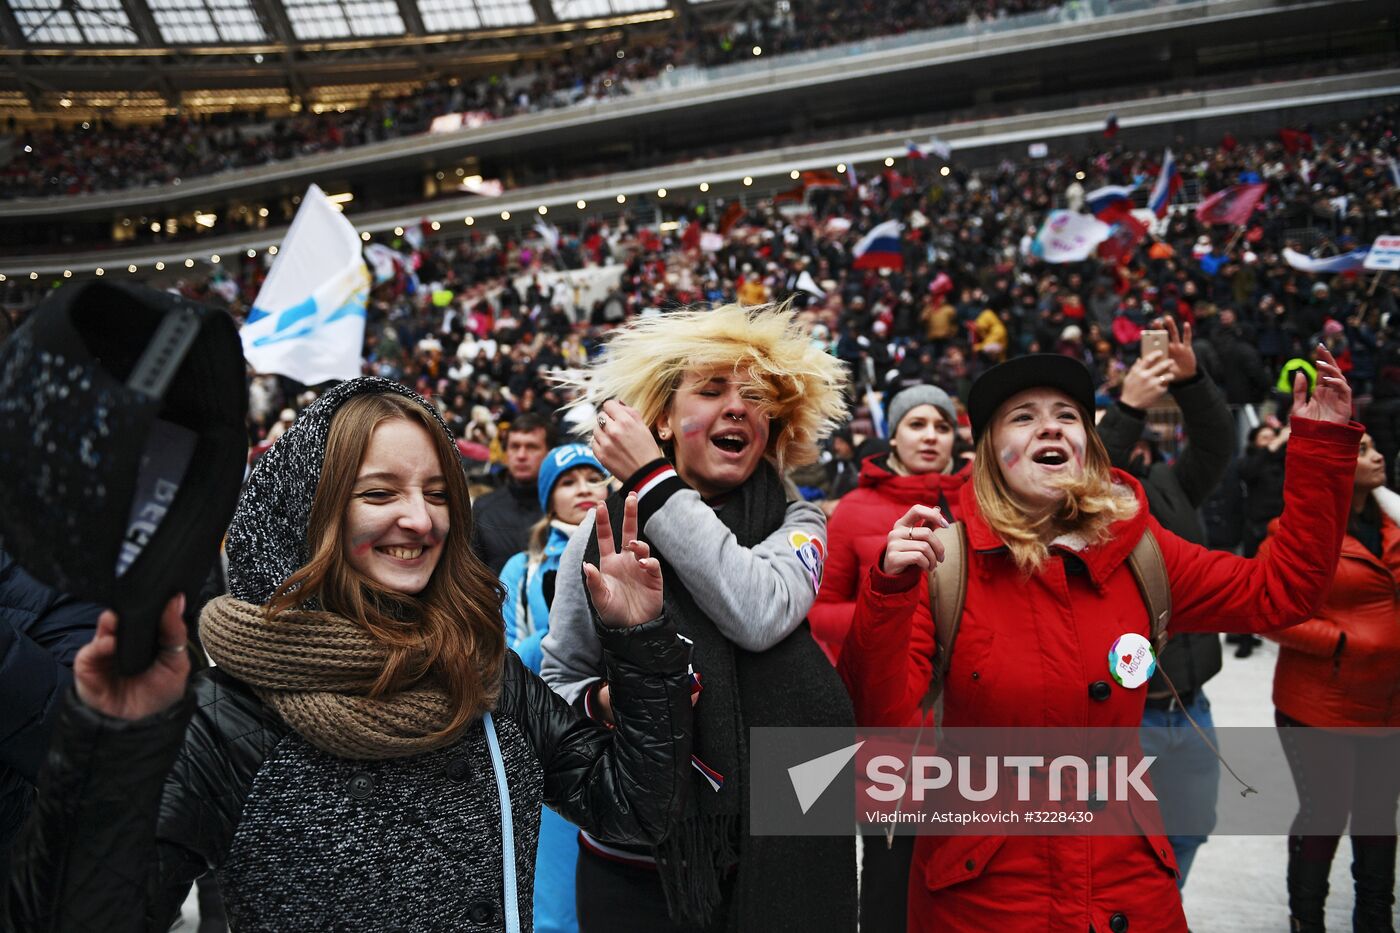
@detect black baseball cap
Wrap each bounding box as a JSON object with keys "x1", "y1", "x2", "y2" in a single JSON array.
[
  {"x1": 967, "y1": 354, "x2": 1096, "y2": 440},
  {"x1": 0, "y1": 281, "x2": 247, "y2": 673}
]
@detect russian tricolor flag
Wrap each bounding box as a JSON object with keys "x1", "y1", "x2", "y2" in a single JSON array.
[
  {"x1": 905, "y1": 140, "x2": 926, "y2": 159},
  {"x1": 852, "y1": 219, "x2": 904, "y2": 270},
  {"x1": 1085, "y1": 184, "x2": 1136, "y2": 223},
  {"x1": 1148, "y1": 148, "x2": 1182, "y2": 219}
]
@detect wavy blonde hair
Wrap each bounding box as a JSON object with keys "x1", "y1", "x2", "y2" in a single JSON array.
[
  {"x1": 971, "y1": 404, "x2": 1138, "y2": 574},
  {"x1": 559, "y1": 302, "x2": 849, "y2": 469}
]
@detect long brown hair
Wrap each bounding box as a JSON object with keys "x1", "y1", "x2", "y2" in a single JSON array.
[
  {"x1": 971, "y1": 403, "x2": 1138, "y2": 574},
  {"x1": 271, "y1": 393, "x2": 506, "y2": 736}
]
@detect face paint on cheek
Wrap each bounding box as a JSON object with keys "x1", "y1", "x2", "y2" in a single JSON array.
[
  {"x1": 752, "y1": 418, "x2": 770, "y2": 450},
  {"x1": 1069, "y1": 437, "x2": 1086, "y2": 466},
  {"x1": 350, "y1": 533, "x2": 378, "y2": 556},
  {"x1": 680, "y1": 418, "x2": 705, "y2": 437},
  {"x1": 426, "y1": 524, "x2": 447, "y2": 546},
  {"x1": 1000, "y1": 447, "x2": 1020, "y2": 469}
]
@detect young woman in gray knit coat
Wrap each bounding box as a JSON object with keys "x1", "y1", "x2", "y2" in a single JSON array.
[{"x1": 6, "y1": 377, "x2": 693, "y2": 932}]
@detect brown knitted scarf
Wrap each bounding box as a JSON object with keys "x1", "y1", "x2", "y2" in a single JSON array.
[{"x1": 200, "y1": 595, "x2": 469, "y2": 760}]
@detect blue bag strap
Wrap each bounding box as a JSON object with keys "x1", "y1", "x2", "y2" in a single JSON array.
[{"x1": 483, "y1": 711, "x2": 521, "y2": 933}]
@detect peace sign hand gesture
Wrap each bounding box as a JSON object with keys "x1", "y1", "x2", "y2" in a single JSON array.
[{"x1": 584, "y1": 493, "x2": 664, "y2": 628}]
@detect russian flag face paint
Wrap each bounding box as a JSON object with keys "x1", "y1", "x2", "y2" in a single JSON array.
[{"x1": 989, "y1": 388, "x2": 1089, "y2": 508}]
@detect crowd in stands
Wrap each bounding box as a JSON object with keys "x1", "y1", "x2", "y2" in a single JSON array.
[
  {"x1": 2, "y1": 0, "x2": 1104, "y2": 199},
  {"x1": 9, "y1": 104, "x2": 1397, "y2": 485}
]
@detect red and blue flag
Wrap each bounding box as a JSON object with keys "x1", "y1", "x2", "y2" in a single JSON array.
[
  {"x1": 1147, "y1": 148, "x2": 1181, "y2": 219},
  {"x1": 1085, "y1": 184, "x2": 1136, "y2": 223},
  {"x1": 852, "y1": 220, "x2": 904, "y2": 270}
]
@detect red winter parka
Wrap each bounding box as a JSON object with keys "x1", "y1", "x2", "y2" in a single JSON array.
[
  {"x1": 1262, "y1": 513, "x2": 1400, "y2": 730},
  {"x1": 838, "y1": 417, "x2": 1361, "y2": 933},
  {"x1": 809, "y1": 454, "x2": 969, "y2": 662}
]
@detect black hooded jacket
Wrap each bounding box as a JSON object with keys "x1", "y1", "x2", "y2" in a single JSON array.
[{"x1": 5, "y1": 377, "x2": 692, "y2": 933}]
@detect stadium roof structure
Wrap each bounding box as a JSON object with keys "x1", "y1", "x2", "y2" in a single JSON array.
[{"x1": 0, "y1": 0, "x2": 751, "y2": 116}]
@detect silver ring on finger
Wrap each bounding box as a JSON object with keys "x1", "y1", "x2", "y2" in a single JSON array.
[{"x1": 597, "y1": 414, "x2": 608, "y2": 427}]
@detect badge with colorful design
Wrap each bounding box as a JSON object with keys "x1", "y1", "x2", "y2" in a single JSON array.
[
  {"x1": 1108, "y1": 632, "x2": 1156, "y2": 689},
  {"x1": 789, "y1": 531, "x2": 826, "y2": 594}
]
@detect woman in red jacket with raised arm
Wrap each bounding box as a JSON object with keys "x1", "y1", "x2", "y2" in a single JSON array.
[{"x1": 839, "y1": 350, "x2": 1361, "y2": 933}]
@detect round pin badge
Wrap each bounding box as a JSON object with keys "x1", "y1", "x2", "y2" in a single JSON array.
[{"x1": 1108, "y1": 633, "x2": 1157, "y2": 689}]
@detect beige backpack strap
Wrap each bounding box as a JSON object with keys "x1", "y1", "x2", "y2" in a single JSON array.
[
  {"x1": 921, "y1": 522, "x2": 968, "y2": 715},
  {"x1": 1127, "y1": 528, "x2": 1171, "y2": 655}
]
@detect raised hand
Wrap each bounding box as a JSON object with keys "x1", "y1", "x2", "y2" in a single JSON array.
[
  {"x1": 75, "y1": 594, "x2": 190, "y2": 720},
  {"x1": 1120, "y1": 352, "x2": 1174, "y2": 410},
  {"x1": 591, "y1": 399, "x2": 665, "y2": 481},
  {"x1": 1290, "y1": 345, "x2": 1353, "y2": 425},
  {"x1": 1161, "y1": 316, "x2": 1197, "y2": 381},
  {"x1": 584, "y1": 493, "x2": 664, "y2": 628},
  {"x1": 883, "y1": 504, "x2": 950, "y2": 576}
]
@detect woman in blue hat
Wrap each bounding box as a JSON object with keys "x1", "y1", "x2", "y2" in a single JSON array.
[{"x1": 499, "y1": 442, "x2": 609, "y2": 933}]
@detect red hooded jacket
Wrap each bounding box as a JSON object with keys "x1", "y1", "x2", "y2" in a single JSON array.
[
  {"x1": 1262, "y1": 513, "x2": 1400, "y2": 729},
  {"x1": 809, "y1": 454, "x2": 968, "y2": 662},
  {"x1": 838, "y1": 417, "x2": 1360, "y2": 933}
]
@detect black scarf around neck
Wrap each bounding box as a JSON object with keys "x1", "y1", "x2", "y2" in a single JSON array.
[{"x1": 586, "y1": 462, "x2": 856, "y2": 931}]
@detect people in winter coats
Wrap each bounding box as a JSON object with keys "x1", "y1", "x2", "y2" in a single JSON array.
[
  {"x1": 499, "y1": 442, "x2": 609, "y2": 933},
  {"x1": 1261, "y1": 432, "x2": 1400, "y2": 933},
  {"x1": 838, "y1": 350, "x2": 1361, "y2": 933},
  {"x1": 541, "y1": 302, "x2": 858, "y2": 932},
  {"x1": 1097, "y1": 318, "x2": 1234, "y2": 887},
  {"x1": 5, "y1": 378, "x2": 693, "y2": 932},
  {"x1": 810, "y1": 383, "x2": 968, "y2": 933}
]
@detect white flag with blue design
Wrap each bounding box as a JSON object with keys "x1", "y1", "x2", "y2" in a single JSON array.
[{"x1": 243, "y1": 184, "x2": 370, "y2": 385}]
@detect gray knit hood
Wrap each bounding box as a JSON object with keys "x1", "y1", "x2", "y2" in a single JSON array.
[{"x1": 227, "y1": 377, "x2": 455, "y2": 606}]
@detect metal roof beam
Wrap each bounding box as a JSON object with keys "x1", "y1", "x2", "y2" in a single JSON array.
[
  {"x1": 117, "y1": 0, "x2": 163, "y2": 46},
  {"x1": 246, "y1": 0, "x2": 308, "y2": 99},
  {"x1": 529, "y1": 0, "x2": 556, "y2": 24}
]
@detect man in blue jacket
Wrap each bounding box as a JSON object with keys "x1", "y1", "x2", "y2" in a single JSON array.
[{"x1": 0, "y1": 548, "x2": 101, "y2": 873}]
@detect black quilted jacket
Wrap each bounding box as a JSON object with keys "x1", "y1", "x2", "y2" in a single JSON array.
[{"x1": 5, "y1": 616, "x2": 691, "y2": 933}]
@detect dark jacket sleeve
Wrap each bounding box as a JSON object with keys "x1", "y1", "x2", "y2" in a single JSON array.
[
  {"x1": 1098, "y1": 400, "x2": 1148, "y2": 473},
  {"x1": 5, "y1": 672, "x2": 282, "y2": 933},
  {"x1": 1168, "y1": 373, "x2": 1235, "y2": 507},
  {"x1": 505, "y1": 615, "x2": 692, "y2": 846},
  {"x1": 0, "y1": 553, "x2": 102, "y2": 781}
]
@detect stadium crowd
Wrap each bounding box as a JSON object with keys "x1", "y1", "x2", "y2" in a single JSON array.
[
  {"x1": 144, "y1": 103, "x2": 1394, "y2": 475},
  {"x1": 3, "y1": 0, "x2": 1101, "y2": 199},
  {"x1": 1, "y1": 98, "x2": 1398, "y2": 933}
]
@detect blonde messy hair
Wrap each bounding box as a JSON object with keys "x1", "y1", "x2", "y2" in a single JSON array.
[
  {"x1": 561, "y1": 302, "x2": 848, "y2": 469},
  {"x1": 971, "y1": 410, "x2": 1138, "y2": 574}
]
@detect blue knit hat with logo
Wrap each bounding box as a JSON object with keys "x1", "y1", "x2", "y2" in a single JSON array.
[{"x1": 537, "y1": 444, "x2": 607, "y2": 511}]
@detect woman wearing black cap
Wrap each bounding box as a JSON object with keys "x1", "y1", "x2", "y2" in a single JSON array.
[
  {"x1": 6, "y1": 377, "x2": 693, "y2": 932},
  {"x1": 837, "y1": 350, "x2": 1362, "y2": 933}
]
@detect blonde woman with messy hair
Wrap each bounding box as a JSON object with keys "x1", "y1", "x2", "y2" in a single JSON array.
[
  {"x1": 541, "y1": 302, "x2": 858, "y2": 932},
  {"x1": 838, "y1": 352, "x2": 1365, "y2": 933}
]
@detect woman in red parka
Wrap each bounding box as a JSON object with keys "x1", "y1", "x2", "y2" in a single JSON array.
[
  {"x1": 811, "y1": 384, "x2": 968, "y2": 933},
  {"x1": 839, "y1": 351, "x2": 1361, "y2": 933},
  {"x1": 810, "y1": 384, "x2": 969, "y2": 663},
  {"x1": 1261, "y1": 432, "x2": 1400, "y2": 933}
]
